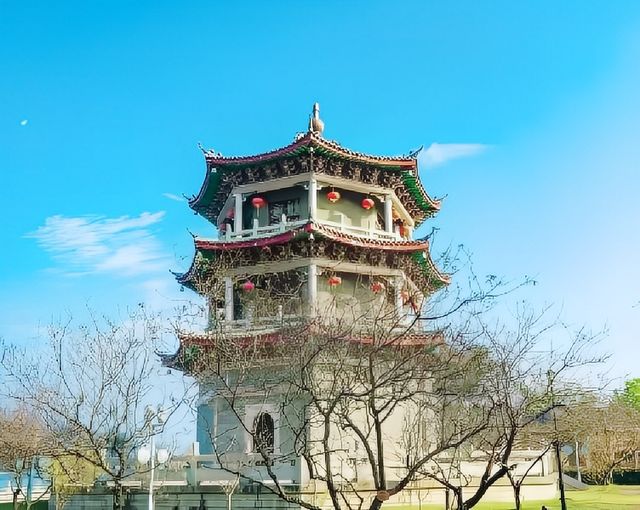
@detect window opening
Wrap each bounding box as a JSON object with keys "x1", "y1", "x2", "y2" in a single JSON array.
[{"x1": 253, "y1": 412, "x2": 275, "y2": 453}]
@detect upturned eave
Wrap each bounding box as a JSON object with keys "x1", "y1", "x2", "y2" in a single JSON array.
[
  {"x1": 189, "y1": 132, "x2": 439, "y2": 226},
  {"x1": 174, "y1": 221, "x2": 449, "y2": 293}
]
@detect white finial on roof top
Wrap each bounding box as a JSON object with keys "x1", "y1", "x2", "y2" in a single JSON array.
[{"x1": 308, "y1": 102, "x2": 324, "y2": 135}]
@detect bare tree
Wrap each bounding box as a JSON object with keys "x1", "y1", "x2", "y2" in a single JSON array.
[
  {"x1": 1, "y1": 307, "x2": 190, "y2": 510},
  {"x1": 167, "y1": 235, "x2": 608, "y2": 510},
  {"x1": 564, "y1": 396, "x2": 640, "y2": 484},
  {"x1": 170, "y1": 254, "x2": 571, "y2": 510},
  {"x1": 424, "y1": 310, "x2": 605, "y2": 510},
  {"x1": 183, "y1": 317, "x2": 491, "y2": 510},
  {"x1": 0, "y1": 407, "x2": 50, "y2": 510},
  {"x1": 179, "y1": 288, "x2": 608, "y2": 510},
  {"x1": 505, "y1": 445, "x2": 552, "y2": 510}
]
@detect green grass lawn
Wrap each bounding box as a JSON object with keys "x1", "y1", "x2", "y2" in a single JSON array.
[
  {"x1": 517, "y1": 485, "x2": 640, "y2": 510},
  {"x1": 405, "y1": 485, "x2": 640, "y2": 510}
]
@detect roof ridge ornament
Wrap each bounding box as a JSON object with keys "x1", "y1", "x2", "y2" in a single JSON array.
[
  {"x1": 408, "y1": 145, "x2": 424, "y2": 159},
  {"x1": 308, "y1": 102, "x2": 324, "y2": 136},
  {"x1": 198, "y1": 142, "x2": 217, "y2": 156}
]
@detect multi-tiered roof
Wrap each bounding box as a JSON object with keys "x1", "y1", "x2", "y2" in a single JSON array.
[
  {"x1": 170, "y1": 105, "x2": 448, "y2": 368},
  {"x1": 190, "y1": 129, "x2": 440, "y2": 226}
]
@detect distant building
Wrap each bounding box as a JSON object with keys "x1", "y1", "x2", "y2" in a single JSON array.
[{"x1": 0, "y1": 471, "x2": 49, "y2": 510}]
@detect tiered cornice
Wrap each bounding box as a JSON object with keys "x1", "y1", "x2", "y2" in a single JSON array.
[
  {"x1": 162, "y1": 328, "x2": 445, "y2": 373},
  {"x1": 176, "y1": 222, "x2": 449, "y2": 295},
  {"x1": 190, "y1": 131, "x2": 439, "y2": 226}
]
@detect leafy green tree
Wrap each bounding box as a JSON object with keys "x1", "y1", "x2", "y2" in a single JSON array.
[{"x1": 619, "y1": 378, "x2": 640, "y2": 411}]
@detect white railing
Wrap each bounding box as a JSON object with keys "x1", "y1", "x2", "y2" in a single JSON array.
[
  {"x1": 223, "y1": 217, "x2": 308, "y2": 241},
  {"x1": 212, "y1": 313, "x2": 307, "y2": 334},
  {"x1": 220, "y1": 215, "x2": 405, "y2": 242},
  {"x1": 320, "y1": 218, "x2": 402, "y2": 241},
  {"x1": 212, "y1": 312, "x2": 427, "y2": 337}
]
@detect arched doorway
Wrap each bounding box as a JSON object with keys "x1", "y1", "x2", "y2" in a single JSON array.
[{"x1": 253, "y1": 412, "x2": 275, "y2": 453}]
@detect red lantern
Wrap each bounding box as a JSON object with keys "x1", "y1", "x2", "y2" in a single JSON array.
[
  {"x1": 371, "y1": 281, "x2": 385, "y2": 294},
  {"x1": 241, "y1": 281, "x2": 255, "y2": 292},
  {"x1": 327, "y1": 276, "x2": 342, "y2": 287},
  {"x1": 327, "y1": 190, "x2": 341, "y2": 203},
  {"x1": 251, "y1": 196, "x2": 267, "y2": 209},
  {"x1": 361, "y1": 197, "x2": 375, "y2": 210}
]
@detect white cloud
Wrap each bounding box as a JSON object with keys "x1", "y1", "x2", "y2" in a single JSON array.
[
  {"x1": 419, "y1": 143, "x2": 489, "y2": 168},
  {"x1": 20, "y1": 119, "x2": 28, "y2": 126},
  {"x1": 162, "y1": 193, "x2": 186, "y2": 203},
  {"x1": 27, "y1": 212, "x2": 168, "y2": 276}
]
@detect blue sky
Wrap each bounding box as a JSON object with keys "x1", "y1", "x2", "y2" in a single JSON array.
[{"x1": 1, "y1": 1, "x2": 639, "y2": 382}]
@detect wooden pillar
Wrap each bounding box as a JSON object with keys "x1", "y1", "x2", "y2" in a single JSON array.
[
  {"x1": 233, "y1": 193, "x2": 243, "y2": 234},
  {"x1": 224, "y1": 277, "x2": 234, "y2": 322},
  {"x1": 308, "y1": 178, "x2": 318, "y2": 221},
  {"x1": 384, "y1": 195, "x2": 393, "y2": 233}
]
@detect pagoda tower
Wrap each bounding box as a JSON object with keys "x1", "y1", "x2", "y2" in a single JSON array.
[
  {"x1": 177, "y1": 103, "x2": 447, "y2": 331},
  {"x1": 169, "y1": 104, "x2": 449, "y2": 488}
]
